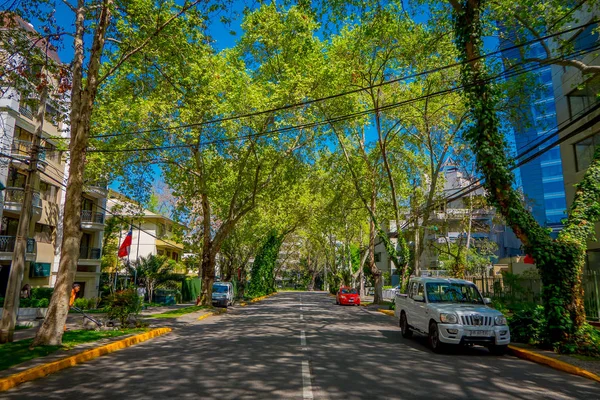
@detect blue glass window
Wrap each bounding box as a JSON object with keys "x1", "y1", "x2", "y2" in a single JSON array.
[
  {"x1": 543, "y1": 181, "x2": 565, "y2": 193},
  {"x1": 545, "y1": 197, "x2": 567, "y2": 210}
]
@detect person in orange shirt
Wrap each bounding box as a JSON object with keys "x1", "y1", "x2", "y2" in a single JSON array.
[
  {"x1": 69, "y1": 284, "x2": 81, "y2": 307},
  {"x1": 65, "y1": 284, "x2": 81, "y2": 331}
]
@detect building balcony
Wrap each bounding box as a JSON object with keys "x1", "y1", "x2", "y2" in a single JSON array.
[
  {"x1": 81, "y1": 211, "x2": 105, "y2": 231},
  {"x1": 3, "y1": 187, "x2": 42, "y2": 216},
  {"x1": 0, "y1": 236, "x2": 36, "y2": 261},
  {"x1": 19, "y1": 106, "x2": 33, "y2": 120},
  {"x1": 10, "y1": 140, "x2": 61, "y2": 171},
  {"x1": 78, "y1": 246, "x2": 102, "y2": 265},
  {"x1": 84, "y1": 181, "x2": 108, "y2": 198}
]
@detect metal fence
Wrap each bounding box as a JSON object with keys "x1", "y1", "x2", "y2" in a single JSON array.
[{"x1": 466, "y1": 272, "x2": 600, "y2": 322}]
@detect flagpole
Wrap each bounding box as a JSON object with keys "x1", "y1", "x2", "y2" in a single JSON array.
[
  {"x1": 135, "y1": 217, "x2": 141, "y2": 286},
  {"x1": 128, "y1": 220, "x2": 132, "y2": 287},
  {"x1": 115, "y1": 224, "x2": 122, "y2": 292}
]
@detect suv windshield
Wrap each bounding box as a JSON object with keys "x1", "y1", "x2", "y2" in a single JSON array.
[
  {"x1": 425, "y1": 283, "x2": 483, "y2": 304},
  {"x1": 213, "y1": 285, "x2": 229, "y2": 293}
]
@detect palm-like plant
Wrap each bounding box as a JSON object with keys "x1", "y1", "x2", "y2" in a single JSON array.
[{"x1": 129, "y1": 255, "x2": 179, "y2": 303}]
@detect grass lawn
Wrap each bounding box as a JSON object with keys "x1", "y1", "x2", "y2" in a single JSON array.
[
  {"x1": 147, "y1": 305, "x2": 210, "y2": 319},
  {"x1": 0, "y1": 328, "x2": 147, "y2": 372}
]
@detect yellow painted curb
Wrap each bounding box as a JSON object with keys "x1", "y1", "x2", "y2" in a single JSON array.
[
  {"x1": 0, "y1": 327, "x2": 172, "y2": 393},
  {"x1": 508, "y1": 345, "x2": 600, "y2": 384},
  {"x1": 249, "y1": 293, "x2": 277, "y2": 303},
  {"x1": 197, "y1": 312, "x2": 215, "y2": 321},
  {"x1": 239, "y1": 302, "x2": 247, "y2": 307},
  {"x1": 197, "y1": 308, "x2": 227, "y2": 321},
  {"x1": 377, "y1": 309, "x2": 395, "y2": 316}
]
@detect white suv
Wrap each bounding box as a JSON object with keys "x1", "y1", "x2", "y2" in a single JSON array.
[{"x1": 395, "y1": 277, "x2": 510, "y2": 354}]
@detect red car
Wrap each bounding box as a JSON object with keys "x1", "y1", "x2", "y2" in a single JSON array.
[{"x1": 336, "y1": 287, "x2": 360, "y2": 306}]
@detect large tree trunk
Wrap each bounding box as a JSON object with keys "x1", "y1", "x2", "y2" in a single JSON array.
[
  {"x1": 32, "y1": 0, "x2": 112, "y2": 346},
  {"x1": 199, "y1": 244, "x2": 216, "y2": 306},
  {"x1": 32, "y1": 120, "x2": 87, "y2": 346},
  {"x1": 370, "y1": 191, "x2": 383, "y2": 304}
]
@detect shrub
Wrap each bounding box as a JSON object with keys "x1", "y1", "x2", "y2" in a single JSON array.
[
  {"x1": 554, "y1": 323, "x2": 600, "y2": 357},
  {"x1": 30, "y1": 287, "x2": 53, "y2": 300},
  {"x1": 508, "y1": 305, "x2": 547, "y2": 345},
  {"x1": 73, "y1": 298, "x2": 88, "y2": 310},
  {"x1": 105, "y1": 289, "x2": 141, "y2": 326},
  {"x1": 37, "y1": 298, "x2": 49, "y2": 308},
  {"x1": 87, "y1": 297, "x2": 100, "y2": 309}
]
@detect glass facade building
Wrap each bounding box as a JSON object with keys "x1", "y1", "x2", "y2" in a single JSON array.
[{"x1": 501, "y1": 40, "x2": 567, "y2": 230}]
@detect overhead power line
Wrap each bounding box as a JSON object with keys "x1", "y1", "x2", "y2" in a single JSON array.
[
  {"x1": 47, "y1": 18, "x2": 599, "y2": 142},
  {"x1": 86, "y1": 41, "x2": 600, "y2": 154}
]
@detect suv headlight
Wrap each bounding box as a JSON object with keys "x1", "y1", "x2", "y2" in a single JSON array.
[
  {"x1": 495, "y1": 315, "x2": 507, "y2": 325},
  {"x1": 440, "y1": 313, "x2": 458, "y2": 324}
]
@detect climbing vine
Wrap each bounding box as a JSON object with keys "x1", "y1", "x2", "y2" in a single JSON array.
[
  {"x1": 451, "y1": 0, "x2": 600, "y2": 346},
  {"x1": 246, "y1": 232, "x2": 283, "y2": 298}
]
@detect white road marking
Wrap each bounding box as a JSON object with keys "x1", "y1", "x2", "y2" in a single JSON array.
[
  {"x1": 300, "y1": 330, "x2": 306, "y2": 346},
  {"x1": 302, "y1": 360, "x2": 314, "y2": 400}
]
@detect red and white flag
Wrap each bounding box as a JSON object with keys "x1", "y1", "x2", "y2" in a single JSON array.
[{"x1": 118, "y1": 229, "x2": 133, "y2": 258}]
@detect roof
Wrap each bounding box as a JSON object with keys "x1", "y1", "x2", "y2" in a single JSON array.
[
  {"x1": 106, "y1": 195, "x2": 184, "y2": 228},
  {"x1": 1, "y1": 14, "x2": 62, "y2": 64}
]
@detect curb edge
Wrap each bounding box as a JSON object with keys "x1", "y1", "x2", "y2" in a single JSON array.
[
  {"x1": 0, "y1": 327, "x2": 172, "y2": 393},
  {"x1": 508, "y1": 345, "x2": 600, "y2": 384}
]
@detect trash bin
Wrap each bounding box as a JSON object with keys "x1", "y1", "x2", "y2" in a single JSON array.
[{"x1": 154, "y1": 289, "x2": 177, "y2": 305}]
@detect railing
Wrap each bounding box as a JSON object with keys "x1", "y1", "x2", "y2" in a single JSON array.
[
  {"x1": 81, "y1": 210, "x2": 105, "y2": 224},
  {"x1": 4, "y1": 187, "x2": 42, "y2": 208},
  {"x1": 79, "y1": 246, "x2": 101, "y2": 260},
  {"x1": 0, "y1": 236, "x2": 36, "y2": 253},
  {"x1": 583, "y1": 270, "x2": 600, "y2": 321},
  {"x1": 19, "y1": 106, "x2": 33, "y2": 120},
  {"x1": 11, "y1": 140, "x2": 60, "y2": 163}
]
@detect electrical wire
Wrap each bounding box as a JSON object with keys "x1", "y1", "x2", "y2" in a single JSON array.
[
  {"x1": 86, "y1": 41, "x2": 600, "y2": 154},
  {"x1": 45, "y1": 18, "x2": 600, "y2": 142}
]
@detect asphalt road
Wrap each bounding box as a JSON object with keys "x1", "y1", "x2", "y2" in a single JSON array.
[{"x1": 3, "y1": 292, "x2": 598, "y2": 399}]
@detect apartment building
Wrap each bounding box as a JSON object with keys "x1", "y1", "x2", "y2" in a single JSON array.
[
  {"x1": 552, "y1": 12, "x2": 600, "y2": 273},
  {"x1": 0, "y1": 16, "x2": 107, "y2": 300},
  {"x1": 107, "y1": 193, "x2": 185, "y2": 273},
  {"x1": 374, "y1": 163, "x2": 520, "y2": 281}
]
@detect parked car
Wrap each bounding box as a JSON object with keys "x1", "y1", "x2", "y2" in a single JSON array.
[
  {"x1": 212, "y1": 282, "x2": 234, "y2": 307},
  {"x1": 336, "y1": 286, "x2": 360, "y2": 306},
  {"x1": 395, "y1": 277, "x2": 510, "y2": 354}
]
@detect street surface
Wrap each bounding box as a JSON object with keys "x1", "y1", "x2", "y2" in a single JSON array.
[{"x1": 3, "y1": 292, "x2": 598, "y2": 399}]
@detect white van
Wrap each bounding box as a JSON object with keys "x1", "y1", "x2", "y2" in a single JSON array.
[{"x1": 212, "y1": 282, "x2": 234, "y2": 307}]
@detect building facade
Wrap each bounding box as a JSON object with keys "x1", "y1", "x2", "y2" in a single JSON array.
[
  {"x1": 501, "y1": 38, "x2": 568, "y2": 231},
  {"x1": 552, "y1": 13, "x2": 600, "y2": 273},
  {"x1": 0, "y1": 16, "x2": 107, "y2": 300},
  {"x1": 107, "y1": 194, "x2": 185, "y2": 272}
]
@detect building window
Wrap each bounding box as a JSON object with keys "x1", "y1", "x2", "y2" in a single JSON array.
[
  {"x1": 574, "y1": 132, "x2": 600, "y2": 172},
  {"x1": 157, "y1": 223, "x2": 166, "y2": 238},
  {"x1": 374, "y1": 252, "x2": 381, "y2": 263},
  {"x1": 542, "y1": 181, "x2": 566, "y2": 193},
  {"x1": 541, "y1": 164, "x2": 564, "y2": 178},
  {"x1": 34, "y1": 223, "x2": 54, "y2": 243},
  {"x1": 7, "y1": 168, "x2": 26, "y2": 188}
]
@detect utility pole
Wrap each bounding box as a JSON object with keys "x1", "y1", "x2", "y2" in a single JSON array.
[{"x1": 0, "y1": 83, "x2": 47, "y2": 343}]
